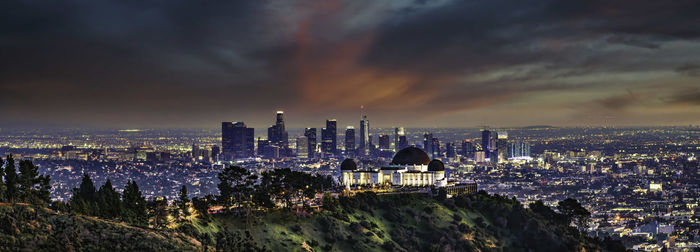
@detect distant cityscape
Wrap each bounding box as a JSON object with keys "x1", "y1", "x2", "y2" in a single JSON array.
[{"x1": 1, "y1": 111, "x2": 699, "y2": 250}]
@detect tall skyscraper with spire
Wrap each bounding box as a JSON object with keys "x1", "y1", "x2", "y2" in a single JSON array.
[
  {"x1": 360, "y1": 115, "x2": 369, "y2": 156},
  {"x1": 267, "y1": 111, "x2": 288, "y2": 149}
]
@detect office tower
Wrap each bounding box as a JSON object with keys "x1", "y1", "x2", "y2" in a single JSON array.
[
  {"x1": 378, "y1": 134, "x2": 391, "y2": 150},
  {"x1": 191, "y1": 144, "x2": 200, "y2": 158},
  {"x1": 394, "y1": 127, "x2": 405, "y2": 152},
  {"x1": 423, "y1": 132, "x2": 433, "y2": 156},
  {"x1": 211, "y1": 145, "x2": 220, "y2": 161},
  {"x1": 431, "y1": 137, "x2": 440, "y2": 158},
  {"x1": 321, "y1": 119, "x2": 337, "y2": 156},
  {"x1": 359, "y1": 115, "x2": 369, "y2": 156},
  {"x1": 461, "y1": 140, "x2": 473, "y2": 157},
  {"x1": 345, "y1": 126, "x2": 355, "y2": 157},
  {"x1": 497, "y1": 131, "x2": 508, "y2": 163},
  {"x1": 481, "y1": 130, "x2": 491, "y2": 159},
  {"x1": 508, "y1": 142, "x2": 531, "y2": 158},
  {"x1": 304, "y1": 128, "x2": 317, "y2": 159},
  {"x1": 257, "y1": 138, "x2": 270, "y2": 156},
  {"x1": 296, "y1": 136, "x2": 309, "y2": 159},
  {"x1": 398, "y1": 135, "x2": 408, "y2": 150},
  {"x1": 221, "y1": 121, "x2": 254, "y2": 160},
  {"x1": 446, "y1": 142, "x2": 457, "y2": 158},
  {"x1": 267, "y1": 111, "x2": 288, "y2": 149}
]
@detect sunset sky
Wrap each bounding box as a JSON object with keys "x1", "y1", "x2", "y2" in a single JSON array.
[{"x1": 2, "y1": 0, "x2": 699, "y2": 128}]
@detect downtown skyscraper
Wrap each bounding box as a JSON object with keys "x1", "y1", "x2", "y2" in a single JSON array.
[
  {"x1": 267, "y1": 111, "x2": 288, "y2": 149},
  {"x1": 221, "y1": 121, "x2": 254, "y2": 160},
  {"x1": 359, "y1": 115, "x2": 369, "y2": 156},
  {"x1": 345, "y1": 126, "x2": 355, "y2": 157},
  {"x1": 304, "y1": 128, "x2": 317, "y2": 159},
  {"x1": 321, "y1": 119, "x2": 337, "y2": 157}
]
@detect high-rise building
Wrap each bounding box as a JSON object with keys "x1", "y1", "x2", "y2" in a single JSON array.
[
  {"x1": 304, "y1": 128, "x2": 317, "y2": 159},
  {"x1": 508, "y1": 142, "x2": 531, "y2": 158},
  {"x1": 423, "y1": 132, "x2": 433, "y2": 156},
  {"x1": 267, "y1": 111, "x2": 288, "y2": 149},
  {"x1": 431, "y1": 137, "x2": 440, "y2": 158},
  {"x1": 446, "y1": 142, "x2": 457, "y2": 158},
  {"x1": 481, "y1": 130, "x2": 492, "y2": 159},
  {"x1": 497, "y1": 131, "x2": 508, "y2": 163},
  {"x1": 461, "y1": 140, "x2": 473, "y2": 157},
  {"x1": 359, "y1": 115, "x2": 369, "y2": 156},
  {"x1": 394, "y1": 127, "x2": 405, "y2": 152},
  {"x1": 345, "y1": 126, "x2": 355, "y2": 157},
  {"x1": 398, "y1": 135, "x2": 408, "y2": 150},
  {"x1": 221, "y1": 121, "x2": 254, "y2": 160},
  {"x1": 211, "y1": 145, "x2": 220, "y2": 162},
  {"x1": 296, "y1": 136, "x2": 309, "y2": 159},
  {"x1": 321, "y1": 119, "x2": 337, "y2": 156},
  {"x1": 378, "y1": 134, "x2": 391, "y2": 150}
]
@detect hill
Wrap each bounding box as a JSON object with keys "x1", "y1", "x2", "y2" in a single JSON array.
[
  {"x1": 0, "y1": 203, "x2": 200, "y2": 251},
  {"x1": 0, "y1": 192, "x2": 626, "y2": 251}
]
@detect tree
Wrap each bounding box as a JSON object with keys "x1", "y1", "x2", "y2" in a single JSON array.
[
  {"x1": 0, "y1": 157, "x2": 5, "y2": 202},
  {"x1": 148, "y1": 196, "x2": 169, "y2": 228},
  {"x1": 321, "y1": 192, "x2": 339, "y2": 212},
  {"x1": 557, "y1": 198, "x2": 591, "y2": 233},
  {"x1": 173, "y1": 185, "x2": 190, "y2": 220},
  {"x1": 70, "y1": 174, "x2": 97, "y2": 215},
  {"x1": 192, "y1": 195, "x2": 214, "y2": 218},
  {"x1": 5, "y1": 155, "x2": 18, "y2": 203},
  {"x1": 15, "y1": 160, "x2": 51, "y2": 205},
  {"x1": 122, "y1": 180, "x2": 148, "y2": 226},
  {"x1": 217, "y1": 165, "x2": 257, "y2": 211},
  {"x1": 97, "y1": 179, "x2": 122, "y2": 219}
]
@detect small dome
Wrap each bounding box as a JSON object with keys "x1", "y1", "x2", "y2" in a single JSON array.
[
  {"x1": 391, "y1": 147, "x2": 430, "y2": 165},
  {"x1": 340, "y1": 158, "x2": 357, "y2": 171},
  {"x1": 428, "y1": 159, "x2": 445, "y2": 171}
]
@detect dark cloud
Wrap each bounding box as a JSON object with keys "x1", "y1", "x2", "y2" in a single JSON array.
[
  {"x1": 1, "y1": 0, "x2": 699, "y2": 128},
  {"x1": 675, "y1": 63, "x2": 700, "y2": 77}
]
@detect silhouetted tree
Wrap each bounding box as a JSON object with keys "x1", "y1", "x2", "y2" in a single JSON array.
[
  {"x1": 0, "y1": 157, "x2": 5, "y2": 202},
  {"x1": 4, "y1": 155, "x2": 18, "y2": 202},
  {"x1": 97, "y1": 179, "x2": 122, "y2": 219},
  {"x1": 192, "y1": 194, "x2": 214, "y2": 218},
  {"x1": 70, "y1": 174, "x2": 97, "y2": 215},
  {"x1": 557, "y1": 198, "x2": 591, "y2": 233},
  {"x1": 122, "y1": 180, "x2": 147, "y2": 226}
]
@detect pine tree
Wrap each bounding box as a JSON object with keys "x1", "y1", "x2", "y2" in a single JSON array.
[
  {"x1": 97, "y1": 179, "x2": 122, "y2": 219},
  {"x1": 4, "y1": 155, "x2": 18, "y2": 203},
  {"x1": 17, "y1": 160, "x2": 40, "y2": 203},
  {"x1": 70, "y1": 174, "x2": 98, "y2": 215},
  {"x1": 148, "y1": 196, "x2": 169, "y2": 228},
  {"x1": 122, "y1": 180, "x2": 147, "y2": 226},
  {"x1": 0, "y1": 157, "x2": 5, "y2": 202},
  {"x1": 177, "y1": 185, "x2": 190, "y2": 219}
]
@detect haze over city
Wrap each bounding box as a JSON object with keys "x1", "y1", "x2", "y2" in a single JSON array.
[{"x1": 2, "y1": 0, "x2": 699, "y2": 128}]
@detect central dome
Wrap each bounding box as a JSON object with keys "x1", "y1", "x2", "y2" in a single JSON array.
[{"x1": 391, "y1": 147, "x2": 430, "y2": 165}]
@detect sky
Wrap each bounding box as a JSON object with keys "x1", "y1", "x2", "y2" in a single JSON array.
[{"x1": 1, "y1": 0, "x2": 699, "y2": 129}]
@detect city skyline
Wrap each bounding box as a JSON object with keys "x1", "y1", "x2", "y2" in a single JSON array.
[{"x1": 2, "y1": 1, "x2": 700, "y2": 128}]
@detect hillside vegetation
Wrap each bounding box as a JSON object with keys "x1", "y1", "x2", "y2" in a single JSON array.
[{"x1": 1, "y1": 191, "x2": 626, "y2": 251}]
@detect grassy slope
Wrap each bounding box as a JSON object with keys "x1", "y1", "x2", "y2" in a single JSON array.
[
  {"x1": 190, "y1": 193, "x2": 606, "y2": 251},
  {"x1": 0, "y1": 203, "x2": 200, "y2": 251},
  {"x1": 1, "y1": 193, "x2": 612, "y2": 251}
]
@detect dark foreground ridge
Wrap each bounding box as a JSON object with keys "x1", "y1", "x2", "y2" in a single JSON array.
[{"x1": 0, "y1": 192, "x2": 626, "y2": 251}]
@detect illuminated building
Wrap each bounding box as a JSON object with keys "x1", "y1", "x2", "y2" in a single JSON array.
[
  {"x1": 304, "y1": 128, "x2": 317, "y2": 159},
  {"x1": 496, "y1": 131, "x2": 508, "y2": 163},
  {"x1": 359, "y1": 115, "x2": 369, "y2": 156},
  {"x1": 296, "y1": 136, "x2": 308, "y2": 159},
  {"x1": 461, "y1": 140, "x2": 473, "y2": 157},
  {"x1": 340, "y1": 147, "x2": 447, "y2": 188},
  {"x1": 423, "y1": 132, "x2": 433, "y2": 157},
  {"x1": 394, "y1": 127, "x2": 405, "y2": 152},
  {"x1": 267, "y1": 111, "x2": 288, "y2": 155},
  {"x1": 221, "y1": 121, "x2": 254, "y2": 160}
]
